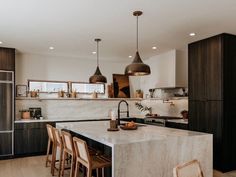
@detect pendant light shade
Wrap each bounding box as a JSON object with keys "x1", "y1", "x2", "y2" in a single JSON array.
[
  {"x1": 89, "y1": 38, "x2": 107, "y2": 83},
  {"x1": 125, "y1": 11, "x2": 151, "y2": 76}
]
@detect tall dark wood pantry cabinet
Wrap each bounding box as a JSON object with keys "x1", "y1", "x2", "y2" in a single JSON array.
[{"x1": 188, "y1": 33, "x2": 236, "y2": 172}]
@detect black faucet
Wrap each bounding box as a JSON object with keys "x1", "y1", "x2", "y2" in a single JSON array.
[{"x1": 117, "y1": 100, "x2": 129, "y2": 125}]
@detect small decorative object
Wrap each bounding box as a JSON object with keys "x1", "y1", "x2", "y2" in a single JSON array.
[
  {"x1": 120, "y1": 121, "x2": 138, "y2": 130},
  {"x1": 113, "y1": 74, "x2": 130, "y2": 98},
  {"x1": 16, "y1": 85, "x2": 27, "y2": 97},
  {"x1": 92, "y1": 92, "x2": 98, "y2": 99},
  {"x1": 108, "y1": 84, "x2": 114, "y2": 98},
  {"x1": 149, "y1": 89, "x2": 155, "y2": 98},
  {"x1": 71, "y1": 90, "x2": 77, "y2": 98},
  {"x1": 19, "y1": 110, "x2": 30, "y2": 119},
  {"x1": 135, "y1": 102, "x2": 152, "y2": 114},
  {"x1": 30, "y1": 90, "x2": 38, "y2": 98},
  {"x1": 107, "y1": 110, "x2": 119, "y2": 131},
  {"x1": 181, "y1": 110, "x2": 188, "y2": 120},
  {"x1": 135, "y1": 89, "x2": 143, "y2": 98},
  {"x1": 58, "y1": 90, "x2": 65, "y2": 98}
]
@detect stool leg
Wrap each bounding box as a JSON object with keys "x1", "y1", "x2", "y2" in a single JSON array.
[
  {"x1": 70, "y1": 155, "x2": 74, "y2": 177},
  {"x1": 58, "y1": 147, "x2": 63, "y2": 177},
  {"x1": 102, "y1": 168, "x2": 104, "y2": 177},
  {"x1": 51, "y1": 143, "x2": 57, "y2": 176},
  {"x1": 87, "y1": 168, "x2": 92, "y2": 177},
  {"x1": 74, "y1": 159, "x2": 78, "y2": 177},
  {"x1": 96, "y1": 168, "x2": 99, "y2": 177},
  {"x1": 61, "y1": 150, "x2": 66, "y2": 177},
  {"x1": 45, "y1": 139, "x2": 51, "y2": 167}
]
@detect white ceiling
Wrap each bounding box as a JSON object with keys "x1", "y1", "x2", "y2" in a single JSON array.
[{"x1": 0, "y1": 0, "x2": 236, "y2": 61}]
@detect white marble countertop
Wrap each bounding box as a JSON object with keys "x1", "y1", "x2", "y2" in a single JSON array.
[
  {"x1": 14, "y1": 117, "x2": 110, "y2": 123},
  {"x1": 56, "y1": 121, "x2": 207, "y2": 147}
]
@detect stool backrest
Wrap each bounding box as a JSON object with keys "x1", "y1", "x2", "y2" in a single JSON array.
[
  {"x1": 52, "y1": 127, "x2": 62, "y2": 147},
  {"x1": 73, "y1": 137, "x2": 91, "y2": 168},
  {"x1": 173, "y1": 159, "x2": 204, "y2": 177},
  {"x1": 61, "y1": 131, "x2": 74, "y2": 154},
  {"x1": 46, "y1": 124, "x2": 54, "y2": 142}
]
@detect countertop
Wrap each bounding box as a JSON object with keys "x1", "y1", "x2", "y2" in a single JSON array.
[
  {"x1": 14, "y1": 117, "x2": 110, "y2": 123},
  {"x1": 56, "y1": 121, "x2": 207, "y2": 147}
]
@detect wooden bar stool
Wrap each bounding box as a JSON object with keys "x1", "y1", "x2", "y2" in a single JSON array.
[
  {"x1": 173, "y1": 159, "x2": 204, "y2": 177},
  {"x1": 61, "y1": 131, "x2": 75, "y2": 177},
  {"x1": 51, "y1": 127, "x2": 64, "y2": 177},
  {"x1": 45, "y1": 124, "x2": 54, "y2": 168},
  {"x1": 73, "y1": 137, "x2": 111, "y2": 177}
]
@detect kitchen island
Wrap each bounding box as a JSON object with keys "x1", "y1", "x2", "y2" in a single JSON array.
[{"x1": 57, "y1": 121, "x2": 212, "y2": 177}]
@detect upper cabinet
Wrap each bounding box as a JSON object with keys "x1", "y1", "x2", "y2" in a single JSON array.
[
  {"x1": 188, "y1": 35, "x2": 226, "y2": 101},
  {"x1": 0, "y1": 47, "x2": 15, "y2": 71},
  {"x1": 140, "y1": 50, "x2": 188, "y2": 94}
]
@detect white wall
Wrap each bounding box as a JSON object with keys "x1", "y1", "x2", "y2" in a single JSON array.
[
  {"x1": 15, "y1": 53, "x2": 140, "y2": 97},
  {"x1": 140, "y1": 50, "x2": 188, "y2": 95}
]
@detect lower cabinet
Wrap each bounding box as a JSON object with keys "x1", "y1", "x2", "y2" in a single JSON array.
[
  {"x1": 165, "y1": 122, "x2": 188, "y2": 130},
  {"x1": 0, "y1": 132, "x2": 13, "y2": 156},
  {"x1": 14, "y1": 122, "x2": 55, "y2": 156}
]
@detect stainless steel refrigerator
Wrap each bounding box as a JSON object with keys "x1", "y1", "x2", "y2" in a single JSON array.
[{"x1": 0, "y1": 70, "x2": 14, "y2": 157}]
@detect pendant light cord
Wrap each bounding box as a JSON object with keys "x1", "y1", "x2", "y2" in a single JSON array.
[
  {"x1": 136, "y1": 15, "x2": 139, "y2": 52},
  {"x1": 97, "y1": 40, "x2": 99, "y2": 67}
]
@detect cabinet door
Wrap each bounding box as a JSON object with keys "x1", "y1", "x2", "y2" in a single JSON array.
[
  {"x1": 14, "y1": 129, "x2": 29, "y2": 155},
  {"x1": 0, "y1": 133, "x2": 13, "y2": 156},
  {"x1": 206, "y1": 35, "x2": 223, "y2": 100},
  {"x1": 188, "y1": 101, "x2": 206, "y2": 132},
  {"x1": 0, "y1": 48, "x2": 15, "y2": 71},
  {"x1": 14, "y1": 122, "x2": 54, "y2": 155},
  {"x1": 188, "y1": 41, "x2": 207, "y2": 100},
  {"x1": 205, "y1": 101, "x2": 223, "y2": 170}
]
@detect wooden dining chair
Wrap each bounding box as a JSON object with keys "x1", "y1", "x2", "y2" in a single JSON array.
[
  {"x1": 61, "y1": 131, "x2": 75, "y2": 177},
  {"x1": 173, "y1": 159, "x2": 204, "y2": 177},
  {"x1": 45, "y1": 124, "x2": 54, "y2": 168},
  {"x1": 73, "y1": 137, "x2": 111, "y2": 177}
]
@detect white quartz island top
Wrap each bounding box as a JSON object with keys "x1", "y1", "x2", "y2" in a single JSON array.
[
  {"x1": 57, "y1": 121, "x2": 204, "y2": 147},
  {"x1": 57, "y1": 121, "x2": 213, "y2": 177}
]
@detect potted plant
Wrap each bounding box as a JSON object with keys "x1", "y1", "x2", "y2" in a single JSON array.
[{"x1": 135, "y1": 89, "x2": 143, "y2": 98}]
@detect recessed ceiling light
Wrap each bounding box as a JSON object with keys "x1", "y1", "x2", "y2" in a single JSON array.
[
  {"x1": 189, "y1": 33, "x2": 196, "y2": 36},
  {"x1": 129, "y1": 55, "x2": 132, "y2": 58},
  {"x1": 49, "y1": 46, "x2": 54, "y2": 50},
  {"x1": 0, "y1": 41, "x2": 2, "y2": 44},
  {"x1": 152, "y1": 46, "x2": 157, "y2": 50},
  {"x1": 92, "y1": 51, "x2": 96, "y2": 54}
]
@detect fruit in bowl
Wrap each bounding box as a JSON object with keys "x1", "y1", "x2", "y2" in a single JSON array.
[{"x1": 125, "y1": 121, "x2": 136, "y2": 128}]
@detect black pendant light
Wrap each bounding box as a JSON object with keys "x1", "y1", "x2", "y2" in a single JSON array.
[
  {"x1": 89, "y1": 38, "x2": 107, "y2": 83},
  {"x1": 125, "y1": 11, "x2": 151, "y2": 76}
]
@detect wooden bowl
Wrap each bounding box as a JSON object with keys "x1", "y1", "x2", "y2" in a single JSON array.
[{"x1": 120, "y1": 125, "x2": 138, "y2": 130}]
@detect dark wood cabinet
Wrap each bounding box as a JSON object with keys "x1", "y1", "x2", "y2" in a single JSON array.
[
  {"x1": 14, "y1": 122, "x2": 55, "y2": 156},
  {"x1": 188, "y1": 33, "x2": 236, "y2": 172},
  {"x1": 0, "y1": 47, "x2": 15, "y2": 71},
  {"x1": 0, "y1": 133, "x2": 13, "y2": 156},
  {"x1": 165, "y1": 121, "x2": 188, "y2": 130}
]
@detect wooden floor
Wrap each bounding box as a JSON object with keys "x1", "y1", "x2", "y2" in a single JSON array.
[
  {"x1": 0, "y1": 155, "x2": 70, "y2": 177},
  {"x1": 0, "y1": 155, "x2": 236, "y2": 177}
]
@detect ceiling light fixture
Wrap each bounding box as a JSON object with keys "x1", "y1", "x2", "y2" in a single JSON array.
[
  {"x1": 92, "y1": 51, "x2": 96, "y2": 54},
  {"x1": 152, "y1": 46, "x2": 157, "y2": 50},
  {"x1": 125, "y1": 11, "x2": 151, "y2": 76},
  {"x1": 129, "y1": 55, "x2": 132, "y2": 58},
  {"x1": 49, "y1": 46, "x2": 54, "y2": 50},
  {"x1": 0, "y1": 41, "x2": 3, "y2": 44},
  {"x1": 89, "y1": 38, "x2": 107, "y2": 83},
  {"x1": 189, "y1": 33, "x2": 196, "y2": 36}
]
